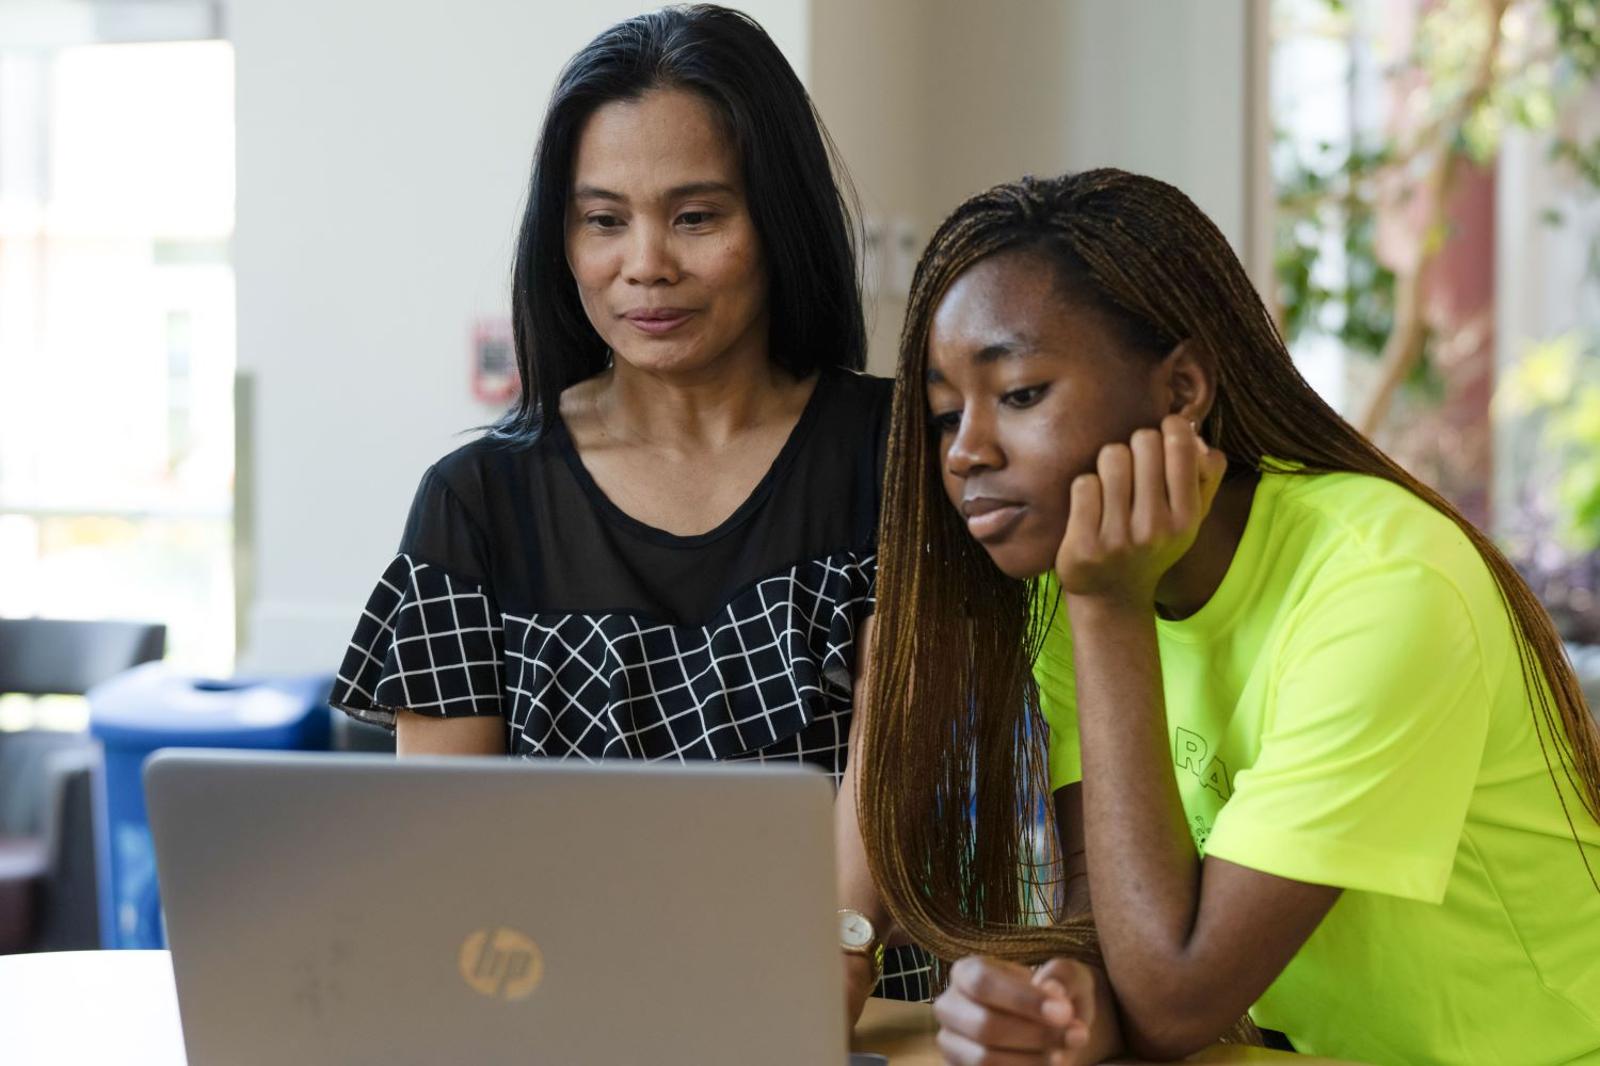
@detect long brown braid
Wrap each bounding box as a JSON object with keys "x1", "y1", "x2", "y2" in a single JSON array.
[{"x1": 859, "y1": 170, "x2": 1600, "y2": 1030}]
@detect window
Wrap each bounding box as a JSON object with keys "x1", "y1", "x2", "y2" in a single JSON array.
[{"x1": 0, "y1": 36, "x2": 235, "y2": 727}]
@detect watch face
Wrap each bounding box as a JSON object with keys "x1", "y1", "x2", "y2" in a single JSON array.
[{"x1": 839, "y1": 910, "x2": 874, "y2": 949}]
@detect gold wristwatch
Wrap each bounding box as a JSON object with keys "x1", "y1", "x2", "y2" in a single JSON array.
[{"x1": 838, "y1": 908, "x2": 885, "y2": 980}]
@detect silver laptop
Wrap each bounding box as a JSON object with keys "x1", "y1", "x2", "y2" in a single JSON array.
[{"x1": 145, "y1": 750, "x2": 848, "y2": 1065}]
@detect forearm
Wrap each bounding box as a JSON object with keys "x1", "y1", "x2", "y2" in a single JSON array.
[
  {"x1": 839, "y1": 616, "x2": 888, "y2": 1025},
  {"x1": 1045, "y1": 434, "x2": 1333, "y2": 1056},
  {"x1": 1068, "y1": 596, "x2": 1212, "y2": 1049},
  {"x1": 835, "y1": 754, "x2": 892, "y2": 933},
  {"x1": 395, "y1": 710, "x2": 506, "y2": 755},
  {"x1": 835, "y1": 759, "x2": 890, "y2": 1025}
]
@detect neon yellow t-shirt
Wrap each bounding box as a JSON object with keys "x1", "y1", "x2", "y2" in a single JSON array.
[{"x1": 1036, "y1": 469, "x2": 1600, "y2": 1065}]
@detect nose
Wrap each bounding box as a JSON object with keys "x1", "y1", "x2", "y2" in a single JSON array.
[
  {"x1": 622, "y1": 220, "x2": 681, "y2": 286},
  {"x1": 944, "y1": 407, "x2": 1003, "y2": 480}
]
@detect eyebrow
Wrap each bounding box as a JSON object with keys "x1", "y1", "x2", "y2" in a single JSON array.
[
  {"x1": 926, "y1": 337, "x2": 1042, "y2": 383},
  {"x1": 571, "y1": 181, "x2": 739, "y2": 203}
]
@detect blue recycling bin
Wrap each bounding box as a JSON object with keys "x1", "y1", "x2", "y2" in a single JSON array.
[{"x1": 88, "y1": 664, "x2": 333, "y2": 949}]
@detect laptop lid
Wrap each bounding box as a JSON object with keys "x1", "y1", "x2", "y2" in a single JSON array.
[{"x1": 145, "y1": 750, "x2": 846, "y2": 1065}]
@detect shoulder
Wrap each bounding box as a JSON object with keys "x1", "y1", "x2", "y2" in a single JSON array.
[
  {"x1": 809, "y1": 368, "x2": 894, "y2": 467},
  {"x1": 1270, "y1": 471, "x2": 1486, "y2": 591},
  {"x1": 822, "y1": 367, "x2": 894, "y2": 417},
  {"x1": 422, "y1": 430, "x2": 550, "y2": 513},
  {"x1": 1263, "y1": 470, "x2": 1504, "y2": 656},
  {"x1": 393, "y1": 432, "x2": 557, "y2": 577},
  {"x1": 1271, "y1": 467, "x2": 1446, "y2": 532}
]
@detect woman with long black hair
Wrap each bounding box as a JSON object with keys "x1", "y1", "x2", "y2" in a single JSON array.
[
  {"x1": 330, "y1": 5, "x2": 927, "y2": 1016},
  {"x1": 861, "y1": 169, "x2": 1600, "y2": 1064}
]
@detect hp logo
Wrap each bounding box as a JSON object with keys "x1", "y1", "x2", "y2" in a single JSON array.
[{"x1": 459, "y1": 927, "x2": 544, "y2": 1001}]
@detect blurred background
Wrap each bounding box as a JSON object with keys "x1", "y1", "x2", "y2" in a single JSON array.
[{"x1": 0, "y1": 0, "x2": 1596, "y2": 948}]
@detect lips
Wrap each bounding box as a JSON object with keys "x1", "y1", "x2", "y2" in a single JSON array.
[
  {"x1": 623, "y1": 308, "x2": 695, "y2": 335},
  {"x1": 962, "y1": 496, "x2": 1026, "y2": 542}
]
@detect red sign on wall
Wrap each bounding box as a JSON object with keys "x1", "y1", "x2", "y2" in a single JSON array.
[{"x1": 471, "y1": 318, "x2": 519, "y2": 405}]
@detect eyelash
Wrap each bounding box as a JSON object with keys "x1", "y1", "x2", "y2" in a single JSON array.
[
  {"x1": 584, "y1": 211, "x2": 717, "y2": 230},
  {"x1": 928, "y1": 384, "x2": 1050, "y2": 434},
  {"x1": 1002, "y1": 384, "x2": 1047, "y2": 408}
]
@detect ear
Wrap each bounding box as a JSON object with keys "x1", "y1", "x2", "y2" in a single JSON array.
[{"x1": 1157, "y1": 339, "x2": 1217, "y2": 428}]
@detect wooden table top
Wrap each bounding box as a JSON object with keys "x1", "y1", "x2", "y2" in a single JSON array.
[{"x1": 853, "y1": 997, "x2": 1363, "y2": 1064}]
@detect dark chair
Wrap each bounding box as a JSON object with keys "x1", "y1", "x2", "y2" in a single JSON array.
[
  {"x1": 0, "y1": 734, "x2": 101, "y2": 952},
  {"x1": 0, "y1": 619, "x2": 167, "y2": 696},
  {"x1": 0, "y1": 618, "x2": 166, "y2": 953}
]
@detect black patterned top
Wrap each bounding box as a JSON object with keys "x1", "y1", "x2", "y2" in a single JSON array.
[{"x1": 331, "y1": 367, "x2": 930, "y2": 1000}]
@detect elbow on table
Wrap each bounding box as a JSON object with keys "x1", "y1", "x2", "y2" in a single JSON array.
[
  {"x1": 1114, "y1": 978, "x2": 1237, "y2": 1062},
  {"x1": 1123, "y1": 1023, "x2": 1222, "y2": 1063}
]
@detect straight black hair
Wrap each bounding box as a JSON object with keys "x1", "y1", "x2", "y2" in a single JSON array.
[{"x1": 492, "y1": 3, "x2": 865, "y2": 441}]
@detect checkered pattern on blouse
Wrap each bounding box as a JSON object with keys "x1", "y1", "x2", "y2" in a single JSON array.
[
  {"x1": 335, "y1": 555, "x2": 503, "y2": 725},
  {"x1": 500, "y1": 552, "x2": 871, "y2": 771},
  {"x1": 331, "y1": 549, "x2": 933, "y2": 1001}
]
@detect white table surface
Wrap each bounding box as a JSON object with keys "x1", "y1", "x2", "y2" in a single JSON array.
[
  {"x1": 0, "y1": 950, "x2": 1353, "y2": 1065},
  {"x1": 0, "y1": 950, "x2": 187, "y2": 1066},
  {"x1": 2, "y1": 950, "x2": 939, "y2": 1065}
]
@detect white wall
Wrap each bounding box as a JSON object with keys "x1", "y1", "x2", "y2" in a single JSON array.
[
  {"x1": 807, "y1": 0, "x2": 925, "y2": 375},
  {"x1": 810, "y1": 0, "x2": 1253, "y2": 375},
  {"x1": 231, "y1": 0, "x2": 808, "y2": 671}
]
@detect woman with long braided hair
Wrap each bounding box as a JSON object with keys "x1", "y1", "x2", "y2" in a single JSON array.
[{"x1": 859, "y1": 169, "x2": 1600, "y2": 1063}]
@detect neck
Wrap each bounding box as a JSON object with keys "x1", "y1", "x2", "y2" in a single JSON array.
[
  {"x1": 597, "y1": 335, "x2": 796, "y2": 452},
  {"x1": 1153, "y1": 466, "x2": 1260, "y2": 621}
]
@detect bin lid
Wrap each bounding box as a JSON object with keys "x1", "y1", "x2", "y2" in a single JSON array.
[{"x1": 88, "y1": 663, "x2": 331, "y2": 747}]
